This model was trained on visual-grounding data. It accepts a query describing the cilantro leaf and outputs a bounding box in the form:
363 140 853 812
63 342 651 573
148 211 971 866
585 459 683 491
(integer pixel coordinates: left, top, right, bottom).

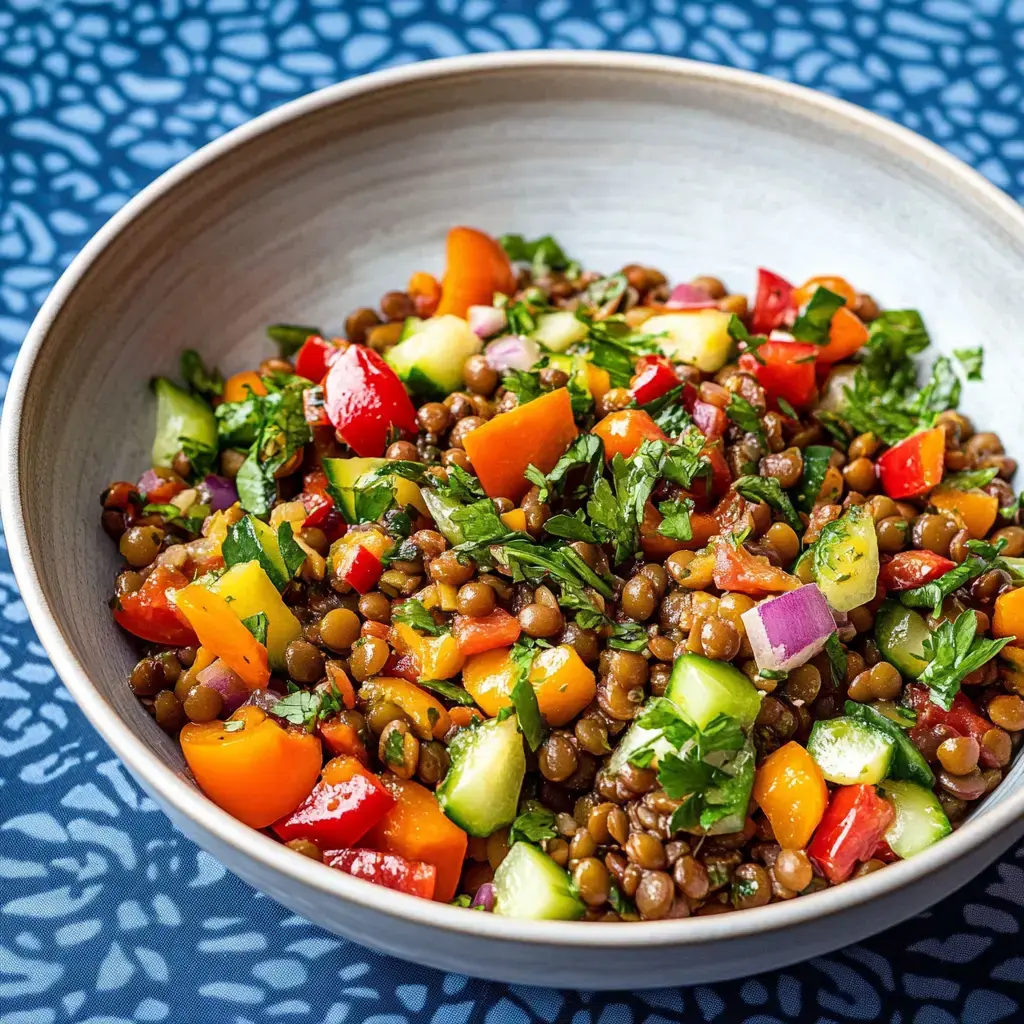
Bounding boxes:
434 464 486 503
181 349 224 398
499 234 575 276
502 368 544 406
657 499 694 541
267 323 322 357
240 612 269 645
641 385 693 437
543 510 602 543
417 679 477 705
607 622 649 653
181 437 219 478
954 346 984 381
527 434 604 504
791 287 845 345
450 498 511 548
277 522 308 579
726 393 766 446
900 543 1005 617
794 445 835 513
943 467 999 491
508 806 558 845
734 475 803 532
578 313 665 388
383 727 406 766
918 610 1012 709
392 598 448 636
508 640 547 750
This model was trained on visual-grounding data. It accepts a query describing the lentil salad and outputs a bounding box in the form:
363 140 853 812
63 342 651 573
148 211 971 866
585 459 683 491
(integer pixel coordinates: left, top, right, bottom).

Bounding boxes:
101 226 1024 921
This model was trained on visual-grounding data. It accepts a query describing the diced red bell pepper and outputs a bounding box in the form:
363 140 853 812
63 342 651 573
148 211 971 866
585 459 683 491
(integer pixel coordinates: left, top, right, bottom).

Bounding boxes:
750 268 795 335
295 336 340 383
453 608 522 655
301 469 344 539
905 683 1001 769
712 537 801 596
319 717 369 764
102 481 143 514
324 345 418 458
113 565 199 647
272 757 394 848
873 839 899 864
738 341 818 411
325 848 437 900
384 651 420 683
141 476 186 505
808 784 895 883
879 550 956 592
341 545 384 594
630 356 679 405
877 428 945 500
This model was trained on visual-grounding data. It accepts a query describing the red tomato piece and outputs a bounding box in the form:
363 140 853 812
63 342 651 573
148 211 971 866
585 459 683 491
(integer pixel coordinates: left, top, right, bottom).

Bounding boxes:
876 428 945 500
324 345 418 458
712 537 801 596
808 784 895 883
113 565 199 647
750 268 796 335
384 652 420 683
318 717 369 764
342 545 384 594
630 358 678 405
738 341 818 410
325 849 437 900
272 758 394 849
295 336 340 383
878 550 956 591
453 608 522 656
143 477 186 504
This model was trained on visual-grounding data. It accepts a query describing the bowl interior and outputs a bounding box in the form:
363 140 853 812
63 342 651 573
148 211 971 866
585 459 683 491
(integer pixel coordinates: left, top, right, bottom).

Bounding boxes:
11 58 1024 851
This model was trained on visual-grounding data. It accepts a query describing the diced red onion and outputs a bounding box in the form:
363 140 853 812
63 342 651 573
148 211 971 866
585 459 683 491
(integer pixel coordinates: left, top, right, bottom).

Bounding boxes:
665 283 718 310
484 335 541 373
468 305 507 339
137 468 162 497
767 329 796 342
201 474 239 512
741 584 836 674
197 659 251 713
470 882 495 911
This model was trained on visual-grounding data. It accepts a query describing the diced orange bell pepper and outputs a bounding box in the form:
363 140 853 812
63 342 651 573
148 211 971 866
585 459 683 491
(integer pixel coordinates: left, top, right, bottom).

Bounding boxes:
319 716 369 764
180 706 322 828
365 775 468 902
452 607 522 655
815 306 869 364
500 508 528 532
462 388 578 501
592 409 668 462
639 501 718 559
408 271 441 318
358 677 451 740
174 584 270 689
929 486 999 540
222 370 267 404
586 363 612 402
792 275 857 309
449 706 485 729
994 587 1024 643
461 646 517 717
528 645 597 726
434 226 517 318
753 741 829 850
876 427 945 499
390 623 465 681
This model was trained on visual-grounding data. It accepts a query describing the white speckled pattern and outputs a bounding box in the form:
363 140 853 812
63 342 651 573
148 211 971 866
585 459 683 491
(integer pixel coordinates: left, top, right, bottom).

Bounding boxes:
3 53 1024 987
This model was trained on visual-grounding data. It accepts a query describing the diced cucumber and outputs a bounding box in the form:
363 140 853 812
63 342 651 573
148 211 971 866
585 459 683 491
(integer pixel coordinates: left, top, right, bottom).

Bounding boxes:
530 310 588 353
642 310 734 373
384 315 482 398
812 504 879 612
844 700 934 787
875 601 930 679
607 719 675 776
437 715 526 836
790 547 814 579
208 561 302 671
880 780 951 859
807 716 895 785
151 378 217 469
400 316 424 341
321 457 428 523
421 489 464 546
221 514 303 590
492 841 585 920
666 653 762 730
678 738 757 837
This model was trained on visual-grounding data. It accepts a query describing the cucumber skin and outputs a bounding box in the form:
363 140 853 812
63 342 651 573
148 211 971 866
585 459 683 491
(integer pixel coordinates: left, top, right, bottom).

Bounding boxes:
881 780 951 859
874 601 929 679
436 715 525 837
843 701 935 788
151 378 217 468
492 841 585 920
807 717 894 785
666 653 762 730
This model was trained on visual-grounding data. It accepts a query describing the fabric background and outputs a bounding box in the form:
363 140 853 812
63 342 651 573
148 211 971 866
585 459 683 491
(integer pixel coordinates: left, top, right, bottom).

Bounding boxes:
3 1 1024 1021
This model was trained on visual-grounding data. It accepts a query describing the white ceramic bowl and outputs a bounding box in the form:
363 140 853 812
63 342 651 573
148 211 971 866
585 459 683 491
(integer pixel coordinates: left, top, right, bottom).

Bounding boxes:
4 52 1024 988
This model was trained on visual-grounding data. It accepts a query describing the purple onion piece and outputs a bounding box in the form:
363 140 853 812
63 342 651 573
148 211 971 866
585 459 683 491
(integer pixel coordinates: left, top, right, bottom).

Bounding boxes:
136 468 162 498
470 881 496 911
484 335 542 373
244 687 285 714
740 584 836 674
197 659 251 714
468 304 507 339
201 474 239 512
664 282 719 310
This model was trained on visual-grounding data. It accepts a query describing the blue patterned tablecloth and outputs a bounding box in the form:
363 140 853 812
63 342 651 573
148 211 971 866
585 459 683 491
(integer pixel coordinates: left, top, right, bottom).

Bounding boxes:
3 2 1024 1021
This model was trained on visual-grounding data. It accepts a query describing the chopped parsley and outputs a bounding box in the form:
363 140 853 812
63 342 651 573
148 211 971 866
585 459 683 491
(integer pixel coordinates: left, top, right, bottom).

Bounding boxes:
790 287 845 345
267 323 322 358
502 367 545 406
900 539 1006 617
825 632 847 689
954 346 984 381
734 475 802 532
180 349 224 399
657 499 695 541
270 684 344 729
943 467 999 491
918 610 1012 710
240 611 269 646
383 727 407 766
417 679 477 706
726 393 766 447
508 640 548 750
794 445 835 513
526 434 604 504
508 806 558 845
499 233 577 277
392 598 448 636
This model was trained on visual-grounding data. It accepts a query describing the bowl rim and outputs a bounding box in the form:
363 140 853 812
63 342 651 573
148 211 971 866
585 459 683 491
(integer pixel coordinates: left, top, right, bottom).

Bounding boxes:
5 49 1024 951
